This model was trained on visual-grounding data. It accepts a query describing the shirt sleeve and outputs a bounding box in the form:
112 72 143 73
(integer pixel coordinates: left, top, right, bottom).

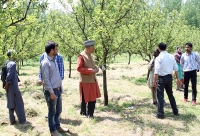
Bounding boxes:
154 57 160 74
6 63 16 83
180 54 184 67
41 61 54 93
57 55 64 80
173 58 178 71
39 54 44 80
77 55 93 74
195 53 200 70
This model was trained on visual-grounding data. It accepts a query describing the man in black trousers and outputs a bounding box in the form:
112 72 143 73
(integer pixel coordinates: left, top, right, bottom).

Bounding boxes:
180 42 200 106
153 42 179 119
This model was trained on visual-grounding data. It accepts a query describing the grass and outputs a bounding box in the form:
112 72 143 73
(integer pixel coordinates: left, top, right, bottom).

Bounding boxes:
0 54 200 136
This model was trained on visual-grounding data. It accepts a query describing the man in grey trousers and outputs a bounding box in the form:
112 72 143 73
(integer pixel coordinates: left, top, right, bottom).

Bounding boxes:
4 50 27 125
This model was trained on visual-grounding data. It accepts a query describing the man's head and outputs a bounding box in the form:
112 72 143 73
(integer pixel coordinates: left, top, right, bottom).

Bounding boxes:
7 50 17 60
153 49 160 57
185 42 192 53
158 42 167 51
84 40 95 53
45 41 58 57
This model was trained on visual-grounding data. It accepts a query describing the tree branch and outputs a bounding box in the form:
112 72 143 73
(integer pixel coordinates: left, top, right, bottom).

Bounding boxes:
7 0 32 27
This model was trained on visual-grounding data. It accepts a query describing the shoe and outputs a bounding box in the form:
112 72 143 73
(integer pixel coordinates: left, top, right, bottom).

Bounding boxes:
153 113 164 119
57 127 69 132
87 115 94 119
184 98 187 103
10 120 16 125
19 121 30 124
174 113 179 116
45 115 48 118
51 130 62 136
192 100 196 106
153 101 157 105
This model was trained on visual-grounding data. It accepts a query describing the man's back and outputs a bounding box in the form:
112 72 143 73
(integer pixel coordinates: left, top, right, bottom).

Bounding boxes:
155 51 178 76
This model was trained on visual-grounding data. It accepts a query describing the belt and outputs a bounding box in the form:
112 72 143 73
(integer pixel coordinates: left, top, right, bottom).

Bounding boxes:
53 87 61 90
158 74 171 77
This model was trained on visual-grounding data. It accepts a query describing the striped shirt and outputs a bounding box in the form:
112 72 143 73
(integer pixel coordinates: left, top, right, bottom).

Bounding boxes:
39 53 64 80
180 52 200 72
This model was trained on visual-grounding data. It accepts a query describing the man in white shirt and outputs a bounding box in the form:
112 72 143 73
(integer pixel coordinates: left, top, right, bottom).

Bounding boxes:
180 42 200 106
153 42 179 119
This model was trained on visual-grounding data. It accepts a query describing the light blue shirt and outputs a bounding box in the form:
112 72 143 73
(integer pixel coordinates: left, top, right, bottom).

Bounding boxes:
180 52 200 72
154 51 178 76
39 53 64 80
40 55 62 93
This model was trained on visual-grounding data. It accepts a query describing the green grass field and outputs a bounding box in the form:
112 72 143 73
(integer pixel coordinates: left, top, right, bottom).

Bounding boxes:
0 54 200 136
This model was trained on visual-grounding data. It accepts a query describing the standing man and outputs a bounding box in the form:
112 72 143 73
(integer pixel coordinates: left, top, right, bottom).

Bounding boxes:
40 41 68 136
180 42 200 106
4 50 27 125
153 42 179 119
38 41 64 119
38 42 64 85
77 40 101 118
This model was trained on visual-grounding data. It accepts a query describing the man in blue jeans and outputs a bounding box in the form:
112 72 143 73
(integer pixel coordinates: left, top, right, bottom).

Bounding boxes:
40 41 68 136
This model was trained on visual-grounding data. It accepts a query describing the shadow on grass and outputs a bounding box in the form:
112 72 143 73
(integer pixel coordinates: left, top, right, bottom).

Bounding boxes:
94 97 198 135
14 122 34 133
0 91 4 98
61 132 79 136
60 118 82 126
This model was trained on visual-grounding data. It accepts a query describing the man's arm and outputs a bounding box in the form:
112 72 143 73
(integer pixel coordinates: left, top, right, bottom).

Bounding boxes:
77 55 97 74
4 63 15 90
195 53 200 71
41 61 56 100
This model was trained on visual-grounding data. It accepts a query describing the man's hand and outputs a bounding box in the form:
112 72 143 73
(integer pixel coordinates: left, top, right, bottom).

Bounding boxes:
94 66 99 73
50 93 57 100
37 80 43 85
92 68 98 73
4 82 9 91
153 81 157 88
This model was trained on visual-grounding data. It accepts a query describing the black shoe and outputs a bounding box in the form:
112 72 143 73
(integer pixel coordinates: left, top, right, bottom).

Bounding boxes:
10 120 16 125
174 113 179 116
153 113 164 119
87 114 94 119
153 101 157 105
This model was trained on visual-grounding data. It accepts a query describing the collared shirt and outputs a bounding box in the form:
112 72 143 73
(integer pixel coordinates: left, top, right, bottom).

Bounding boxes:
39 53 64 80
180 52 200 72
40 55 62 93
154 51 178 76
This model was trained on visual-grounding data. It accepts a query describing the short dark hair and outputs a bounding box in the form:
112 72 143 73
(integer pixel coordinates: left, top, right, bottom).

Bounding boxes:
45 41 57 54
158 42 167 50
185 42 193 48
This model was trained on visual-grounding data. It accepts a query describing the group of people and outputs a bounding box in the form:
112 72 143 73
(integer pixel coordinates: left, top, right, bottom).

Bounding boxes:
2 40 200 135
147 42 200 119
3 40 101 136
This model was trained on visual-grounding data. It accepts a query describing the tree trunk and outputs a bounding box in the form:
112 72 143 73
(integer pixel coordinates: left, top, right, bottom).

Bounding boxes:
103 53 108 106
128 53 131 65
68 56 72 78
103 69 108 106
